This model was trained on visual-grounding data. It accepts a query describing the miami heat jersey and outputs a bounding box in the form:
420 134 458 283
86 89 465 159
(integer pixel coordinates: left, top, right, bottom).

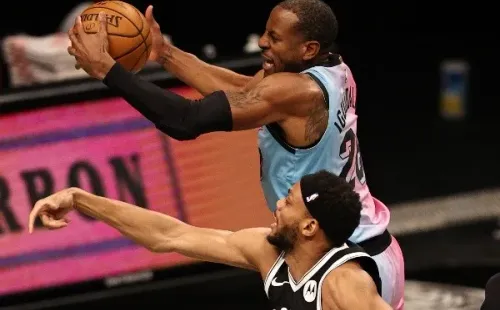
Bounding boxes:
263 243 381 310
257 62 390 243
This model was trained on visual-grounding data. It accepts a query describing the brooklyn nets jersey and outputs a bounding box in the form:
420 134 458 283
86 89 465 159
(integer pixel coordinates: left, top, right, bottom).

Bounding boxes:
263 243 381 310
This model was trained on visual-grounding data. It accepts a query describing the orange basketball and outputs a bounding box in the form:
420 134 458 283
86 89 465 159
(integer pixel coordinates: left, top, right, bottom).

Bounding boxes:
80 1 152 73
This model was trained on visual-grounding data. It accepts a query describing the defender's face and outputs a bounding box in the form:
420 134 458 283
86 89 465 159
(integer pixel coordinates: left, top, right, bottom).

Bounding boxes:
267 183 311 252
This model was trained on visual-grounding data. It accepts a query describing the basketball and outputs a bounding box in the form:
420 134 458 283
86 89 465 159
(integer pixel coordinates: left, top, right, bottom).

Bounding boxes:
80 1 152 73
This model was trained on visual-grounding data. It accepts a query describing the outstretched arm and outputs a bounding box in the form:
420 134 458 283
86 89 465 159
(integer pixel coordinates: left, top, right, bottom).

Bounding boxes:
102 62 323 140
322 263 392 310
145 5 262 95
28 188 278 276
157 43 263 96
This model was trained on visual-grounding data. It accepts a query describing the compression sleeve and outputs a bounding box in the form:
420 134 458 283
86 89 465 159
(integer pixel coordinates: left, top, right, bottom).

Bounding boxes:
102 62 233 140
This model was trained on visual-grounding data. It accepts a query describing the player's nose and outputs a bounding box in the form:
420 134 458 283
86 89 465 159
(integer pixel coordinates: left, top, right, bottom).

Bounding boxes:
258 34 269 50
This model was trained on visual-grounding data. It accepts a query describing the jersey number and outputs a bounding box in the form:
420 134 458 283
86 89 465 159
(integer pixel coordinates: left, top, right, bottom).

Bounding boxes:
339 128 366 186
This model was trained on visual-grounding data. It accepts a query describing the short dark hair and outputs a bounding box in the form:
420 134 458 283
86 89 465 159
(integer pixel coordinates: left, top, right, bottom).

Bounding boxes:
300 170 361 247
278 0 338 53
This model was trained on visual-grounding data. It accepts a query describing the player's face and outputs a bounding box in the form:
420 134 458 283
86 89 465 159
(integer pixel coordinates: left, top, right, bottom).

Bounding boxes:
267 183 312 252
259 6 320 77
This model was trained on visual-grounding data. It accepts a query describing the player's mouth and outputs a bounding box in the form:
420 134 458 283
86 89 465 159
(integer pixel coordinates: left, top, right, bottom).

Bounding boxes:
262 54 274 71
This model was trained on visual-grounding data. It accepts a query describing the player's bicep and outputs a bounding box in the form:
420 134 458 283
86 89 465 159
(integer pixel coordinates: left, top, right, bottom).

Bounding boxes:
242 70 265 91
170 226 277 273
225 73 321 130
225 85 284 130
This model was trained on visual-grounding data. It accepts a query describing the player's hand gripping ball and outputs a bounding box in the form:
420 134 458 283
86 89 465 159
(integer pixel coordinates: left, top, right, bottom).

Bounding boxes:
78 1 152 73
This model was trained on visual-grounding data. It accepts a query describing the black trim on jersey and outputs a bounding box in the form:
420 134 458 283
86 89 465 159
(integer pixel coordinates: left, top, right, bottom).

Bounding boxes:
304 72 329 111
263 70 331 154
356 256 383 296
335 243 382 296
265 242 383 309
358 229 392 256
265 123 296 154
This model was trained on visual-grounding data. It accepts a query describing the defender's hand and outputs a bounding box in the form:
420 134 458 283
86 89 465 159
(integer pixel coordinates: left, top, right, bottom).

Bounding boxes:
28 188 78 233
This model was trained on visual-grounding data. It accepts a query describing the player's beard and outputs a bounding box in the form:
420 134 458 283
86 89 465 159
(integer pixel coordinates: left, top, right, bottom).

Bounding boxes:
267 221 299 253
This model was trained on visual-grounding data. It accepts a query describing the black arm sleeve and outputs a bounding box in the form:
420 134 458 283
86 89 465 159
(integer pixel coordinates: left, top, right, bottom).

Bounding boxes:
102 63 233 141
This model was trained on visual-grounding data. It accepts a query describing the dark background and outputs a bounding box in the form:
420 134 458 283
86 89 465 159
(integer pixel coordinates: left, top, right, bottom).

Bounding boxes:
0 1 499 309
2 0 498 203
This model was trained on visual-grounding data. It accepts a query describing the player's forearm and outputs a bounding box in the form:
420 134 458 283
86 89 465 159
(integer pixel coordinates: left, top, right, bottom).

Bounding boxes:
71 188 184 252
70 188 257 268
158 43 252 95
103 62 233 140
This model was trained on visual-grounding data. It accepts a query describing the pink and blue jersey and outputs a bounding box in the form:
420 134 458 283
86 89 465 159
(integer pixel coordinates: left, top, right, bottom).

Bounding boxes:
258 62 390 243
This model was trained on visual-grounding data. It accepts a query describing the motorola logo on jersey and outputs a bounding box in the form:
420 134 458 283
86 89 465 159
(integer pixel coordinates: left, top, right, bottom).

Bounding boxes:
303 280 317 303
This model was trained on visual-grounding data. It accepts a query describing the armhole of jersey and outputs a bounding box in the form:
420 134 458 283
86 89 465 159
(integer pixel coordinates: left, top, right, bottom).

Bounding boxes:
292 67 334 151
315 252 371 310
264 252 286 297
304 71 329 110
264 69 331 153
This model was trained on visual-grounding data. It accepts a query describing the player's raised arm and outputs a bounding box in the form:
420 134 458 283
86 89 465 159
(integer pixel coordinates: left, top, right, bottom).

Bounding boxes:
67 12 323 141
102 64 323 140
156 42 261 96
144 6 262 96
27 188 278 276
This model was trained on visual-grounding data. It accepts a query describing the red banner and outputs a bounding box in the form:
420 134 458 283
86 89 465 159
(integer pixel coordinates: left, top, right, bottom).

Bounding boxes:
0 87 272 295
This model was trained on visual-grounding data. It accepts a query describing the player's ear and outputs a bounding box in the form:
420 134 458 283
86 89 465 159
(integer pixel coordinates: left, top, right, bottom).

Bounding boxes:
301 218 319 237
302 41 320 61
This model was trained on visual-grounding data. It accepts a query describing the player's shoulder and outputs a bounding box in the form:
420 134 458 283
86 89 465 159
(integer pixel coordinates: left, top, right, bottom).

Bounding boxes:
262 71 319 86
302 63 354 89
258 72 323 105
322 261 389 310
326 260 373 284
322 261 376 298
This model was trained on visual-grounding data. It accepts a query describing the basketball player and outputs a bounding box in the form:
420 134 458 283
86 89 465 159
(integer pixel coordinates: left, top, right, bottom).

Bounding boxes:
28 170 391 310
67 1 404 308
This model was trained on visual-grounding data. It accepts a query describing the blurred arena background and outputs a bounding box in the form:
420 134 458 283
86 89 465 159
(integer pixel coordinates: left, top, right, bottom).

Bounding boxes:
0 0 499 309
